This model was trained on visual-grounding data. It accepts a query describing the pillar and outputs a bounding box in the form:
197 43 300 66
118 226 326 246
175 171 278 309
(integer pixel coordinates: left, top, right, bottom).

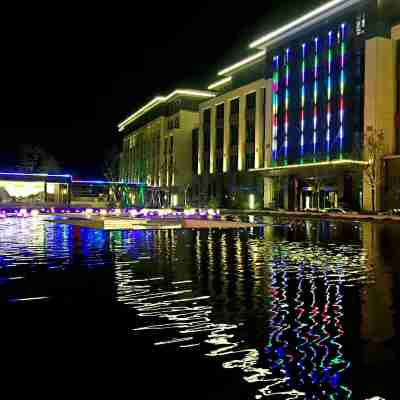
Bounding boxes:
238 94 246 171
363 37 396 211
198 110 204 176
264 177 274 208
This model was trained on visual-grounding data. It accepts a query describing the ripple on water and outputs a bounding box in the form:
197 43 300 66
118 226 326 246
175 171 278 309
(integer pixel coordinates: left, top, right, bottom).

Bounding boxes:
0 218 390 399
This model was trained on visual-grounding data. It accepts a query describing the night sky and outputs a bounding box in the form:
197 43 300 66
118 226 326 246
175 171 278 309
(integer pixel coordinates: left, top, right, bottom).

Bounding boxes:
0 0 318 178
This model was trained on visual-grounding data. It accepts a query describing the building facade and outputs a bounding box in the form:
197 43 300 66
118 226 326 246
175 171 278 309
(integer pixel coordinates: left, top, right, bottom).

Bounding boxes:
193 0 400 211
118 90 215 206
193 55 267 209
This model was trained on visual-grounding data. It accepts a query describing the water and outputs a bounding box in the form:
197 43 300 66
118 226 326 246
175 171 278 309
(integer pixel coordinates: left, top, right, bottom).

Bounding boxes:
0 217 398 399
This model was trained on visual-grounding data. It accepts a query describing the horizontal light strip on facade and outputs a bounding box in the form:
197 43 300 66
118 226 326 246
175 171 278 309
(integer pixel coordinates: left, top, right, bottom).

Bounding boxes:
118 90 216 132
207 76 232 90
250 0 365 49
250 159 368 172
218 50 266 76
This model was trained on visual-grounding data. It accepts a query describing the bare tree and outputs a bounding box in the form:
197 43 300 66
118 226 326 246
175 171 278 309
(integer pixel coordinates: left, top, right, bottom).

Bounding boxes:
364 128 385 212
18 144 60 173
103 145 124 207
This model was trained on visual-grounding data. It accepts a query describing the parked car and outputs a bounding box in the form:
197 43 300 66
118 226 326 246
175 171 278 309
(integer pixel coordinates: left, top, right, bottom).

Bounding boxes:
322 208 347 214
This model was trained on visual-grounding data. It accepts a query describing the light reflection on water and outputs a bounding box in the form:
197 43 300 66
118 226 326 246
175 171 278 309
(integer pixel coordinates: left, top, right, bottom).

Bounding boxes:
0 216 396 399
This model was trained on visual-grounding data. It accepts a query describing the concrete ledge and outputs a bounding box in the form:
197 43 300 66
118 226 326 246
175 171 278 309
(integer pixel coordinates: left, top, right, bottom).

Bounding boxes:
220 209 400 224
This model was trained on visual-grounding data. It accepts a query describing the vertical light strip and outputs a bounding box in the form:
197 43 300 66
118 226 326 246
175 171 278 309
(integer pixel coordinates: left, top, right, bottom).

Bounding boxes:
284 48 290 165
272 56 279 165
300 43 306 163
339 23 346 158
326 31 333 159
313 37 319 160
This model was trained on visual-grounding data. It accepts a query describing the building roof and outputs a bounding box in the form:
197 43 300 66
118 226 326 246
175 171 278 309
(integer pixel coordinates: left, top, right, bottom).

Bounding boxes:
250 0 366 50
118 89 216 132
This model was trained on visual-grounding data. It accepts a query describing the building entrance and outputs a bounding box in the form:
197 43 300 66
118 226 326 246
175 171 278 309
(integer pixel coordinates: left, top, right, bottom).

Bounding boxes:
301 188 338 211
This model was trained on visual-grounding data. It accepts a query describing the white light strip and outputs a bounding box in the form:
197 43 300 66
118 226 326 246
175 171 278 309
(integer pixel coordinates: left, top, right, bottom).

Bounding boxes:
207 76 232 90
118 96 165 131
218 50 266 76
164 89 215 101
250 159 368 172
118 90 216 132
250 0 364 49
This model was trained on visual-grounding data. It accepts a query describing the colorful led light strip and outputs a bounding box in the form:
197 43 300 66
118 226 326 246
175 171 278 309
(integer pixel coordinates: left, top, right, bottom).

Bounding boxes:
339 24 346 158
326 31 333 159
300 43 306 162
272 56 279 164
313 37 319 160
284 49 290 165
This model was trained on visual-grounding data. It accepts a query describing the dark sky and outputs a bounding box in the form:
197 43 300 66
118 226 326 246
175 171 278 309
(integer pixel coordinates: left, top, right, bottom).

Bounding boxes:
0 0 318 178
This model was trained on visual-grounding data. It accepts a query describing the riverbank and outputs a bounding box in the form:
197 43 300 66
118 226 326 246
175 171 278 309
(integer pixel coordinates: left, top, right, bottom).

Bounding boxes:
220 208 400 224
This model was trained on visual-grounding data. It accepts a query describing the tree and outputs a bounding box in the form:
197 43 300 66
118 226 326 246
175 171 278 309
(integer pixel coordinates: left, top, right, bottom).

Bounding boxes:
18 144 60 173
103 145 126 208
364 128 385 213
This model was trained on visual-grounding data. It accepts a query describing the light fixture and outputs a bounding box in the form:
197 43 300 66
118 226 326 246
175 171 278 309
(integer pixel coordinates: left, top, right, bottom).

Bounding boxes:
249 0 362 49
118 89 216 131
218 50 266 76
207 76 232 90
249 194 255 210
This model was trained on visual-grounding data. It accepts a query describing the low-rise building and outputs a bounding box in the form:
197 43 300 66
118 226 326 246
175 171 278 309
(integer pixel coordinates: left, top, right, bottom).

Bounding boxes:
118 89 215 206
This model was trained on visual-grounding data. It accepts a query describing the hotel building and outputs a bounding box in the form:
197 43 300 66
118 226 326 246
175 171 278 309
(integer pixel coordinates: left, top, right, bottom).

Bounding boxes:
194 0 400 211
118 90 215 206
119 0 400 211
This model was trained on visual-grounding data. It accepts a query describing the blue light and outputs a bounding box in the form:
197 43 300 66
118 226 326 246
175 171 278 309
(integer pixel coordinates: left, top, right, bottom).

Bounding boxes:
0 172 71 178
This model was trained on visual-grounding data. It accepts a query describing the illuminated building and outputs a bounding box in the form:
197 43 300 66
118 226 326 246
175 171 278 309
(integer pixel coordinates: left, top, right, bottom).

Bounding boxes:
193 0 400 210
118 89 215 206
193 53 267 208
115 0 400 210
0 172 160 208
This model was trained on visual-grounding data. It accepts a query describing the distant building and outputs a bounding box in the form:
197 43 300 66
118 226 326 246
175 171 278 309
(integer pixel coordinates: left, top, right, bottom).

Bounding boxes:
118 90 215 206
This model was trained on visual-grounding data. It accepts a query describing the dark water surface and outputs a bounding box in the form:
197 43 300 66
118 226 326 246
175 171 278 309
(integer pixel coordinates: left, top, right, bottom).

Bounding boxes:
0 217 398 399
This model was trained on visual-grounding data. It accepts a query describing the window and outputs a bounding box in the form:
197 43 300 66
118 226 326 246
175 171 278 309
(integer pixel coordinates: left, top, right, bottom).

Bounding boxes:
192 128 198 174
355 12 366 36
229 99 239 171
174 116 180 129
245 92 256 169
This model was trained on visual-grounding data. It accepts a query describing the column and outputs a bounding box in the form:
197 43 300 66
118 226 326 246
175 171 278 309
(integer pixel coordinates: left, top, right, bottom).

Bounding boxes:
210 106 217 174
363 37 396 211
223 99 230 172
198 110 204 176
264 79 273 168
264 177 274 208
255 85 265 169
238 94 246 171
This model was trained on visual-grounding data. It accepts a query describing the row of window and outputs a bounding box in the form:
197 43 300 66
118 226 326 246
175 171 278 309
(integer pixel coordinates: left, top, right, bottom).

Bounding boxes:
167 116 180 130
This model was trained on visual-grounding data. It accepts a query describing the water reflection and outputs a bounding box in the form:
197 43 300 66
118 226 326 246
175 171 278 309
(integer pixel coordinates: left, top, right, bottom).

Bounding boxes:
0 217 397 399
